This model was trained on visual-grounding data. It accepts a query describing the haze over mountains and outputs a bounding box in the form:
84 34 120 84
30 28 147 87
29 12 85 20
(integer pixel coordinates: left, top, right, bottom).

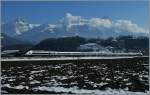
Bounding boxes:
1 33 33 50
1 13 149 44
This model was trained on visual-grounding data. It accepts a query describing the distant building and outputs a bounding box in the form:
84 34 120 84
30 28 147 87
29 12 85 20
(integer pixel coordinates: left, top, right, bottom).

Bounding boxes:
106 46 127 53
78 43 99 51
78 43 111 53
106 46 115 52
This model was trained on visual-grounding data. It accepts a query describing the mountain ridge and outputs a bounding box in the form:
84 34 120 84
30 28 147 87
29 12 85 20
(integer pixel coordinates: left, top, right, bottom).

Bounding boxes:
2 13 149 44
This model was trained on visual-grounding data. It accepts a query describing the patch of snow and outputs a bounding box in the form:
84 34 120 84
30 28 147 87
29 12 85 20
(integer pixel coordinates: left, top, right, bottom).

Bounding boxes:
15 85 29 90
30 70 46 74
30 80 41 84
32 86 149 95
2 84 29 90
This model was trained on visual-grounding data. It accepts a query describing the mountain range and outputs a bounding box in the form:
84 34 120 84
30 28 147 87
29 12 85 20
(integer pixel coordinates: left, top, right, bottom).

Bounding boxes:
1 13 149 44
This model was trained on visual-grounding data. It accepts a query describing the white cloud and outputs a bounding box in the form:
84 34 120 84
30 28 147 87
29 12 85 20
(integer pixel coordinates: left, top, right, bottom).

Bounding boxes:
89 18 112 28
63 13 82 26
62 13 148 34
114 20 146 33
62 13 87 31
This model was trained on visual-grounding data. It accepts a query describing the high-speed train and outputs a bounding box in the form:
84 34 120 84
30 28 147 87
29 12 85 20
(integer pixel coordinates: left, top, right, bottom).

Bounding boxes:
25 50 143 57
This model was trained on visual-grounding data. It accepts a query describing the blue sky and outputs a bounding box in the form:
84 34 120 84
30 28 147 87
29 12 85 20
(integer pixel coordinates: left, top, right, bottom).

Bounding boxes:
1 1 148 29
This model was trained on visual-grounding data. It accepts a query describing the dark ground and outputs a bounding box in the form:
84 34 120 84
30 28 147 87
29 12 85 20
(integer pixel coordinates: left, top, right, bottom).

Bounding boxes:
1 57 149 94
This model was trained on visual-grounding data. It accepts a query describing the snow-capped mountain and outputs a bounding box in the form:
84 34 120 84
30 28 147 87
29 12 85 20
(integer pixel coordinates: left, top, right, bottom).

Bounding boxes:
1 17 39 37
1 13 149 44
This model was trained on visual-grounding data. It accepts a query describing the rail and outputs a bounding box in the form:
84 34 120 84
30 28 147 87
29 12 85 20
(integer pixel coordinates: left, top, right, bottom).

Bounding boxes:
1 56 148 62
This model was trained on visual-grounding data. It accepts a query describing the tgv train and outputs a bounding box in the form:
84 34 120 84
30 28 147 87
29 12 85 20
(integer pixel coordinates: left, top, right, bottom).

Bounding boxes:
25 50 143 57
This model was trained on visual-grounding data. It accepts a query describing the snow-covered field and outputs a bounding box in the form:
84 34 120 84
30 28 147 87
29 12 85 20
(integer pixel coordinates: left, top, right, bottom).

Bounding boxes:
2 85 150 95
1 57 149 94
